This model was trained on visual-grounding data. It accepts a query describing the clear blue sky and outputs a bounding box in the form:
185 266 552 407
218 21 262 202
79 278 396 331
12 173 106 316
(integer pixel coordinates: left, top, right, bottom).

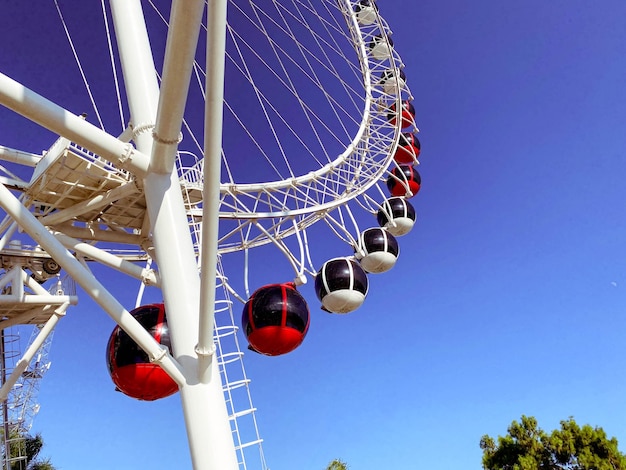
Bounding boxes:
1 1 626 469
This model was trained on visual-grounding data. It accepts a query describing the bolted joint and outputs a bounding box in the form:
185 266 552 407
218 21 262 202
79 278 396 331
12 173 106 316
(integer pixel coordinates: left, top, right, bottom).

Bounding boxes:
152 130 183 145
294 273 308 286
149 345 169 364
195 342 216 358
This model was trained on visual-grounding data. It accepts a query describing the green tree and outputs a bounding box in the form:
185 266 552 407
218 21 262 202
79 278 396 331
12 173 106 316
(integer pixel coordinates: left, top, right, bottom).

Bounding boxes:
30 459 55 470
480 415 626 470
2 431 56 470
22 433 44 467
325 458 348 470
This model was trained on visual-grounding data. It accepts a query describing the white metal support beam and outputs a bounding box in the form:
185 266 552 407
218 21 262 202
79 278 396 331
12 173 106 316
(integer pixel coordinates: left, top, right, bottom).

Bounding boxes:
197 0 228 378
48 223 143 245
53 232 160 286
0 146 41 167
0 72 150 176
151 0 207 174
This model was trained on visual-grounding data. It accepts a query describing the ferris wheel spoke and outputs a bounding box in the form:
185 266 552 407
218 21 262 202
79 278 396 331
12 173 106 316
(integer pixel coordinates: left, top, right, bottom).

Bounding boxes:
224 23 361 169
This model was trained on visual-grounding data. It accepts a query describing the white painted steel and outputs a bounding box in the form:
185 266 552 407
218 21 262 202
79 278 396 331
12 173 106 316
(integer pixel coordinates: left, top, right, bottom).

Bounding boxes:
151 0 206 174
197 0 228 371
0 310 49 331
0 304 65 402
0 267 22 300
0 296 76 305
172 0 415 262
39 181 139 226
109 0 160 154
21 271 54 296
213 0 395 207
0 223 17 252
48 224 143 245
0 1 415 468
110 1 238 468
52 232 160 287
0 147 41 167
214 262 267 469
0 73 150 176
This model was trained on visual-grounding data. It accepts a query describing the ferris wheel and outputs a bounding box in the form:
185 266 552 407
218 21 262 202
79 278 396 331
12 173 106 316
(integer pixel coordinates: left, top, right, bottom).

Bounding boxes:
0 0 421 469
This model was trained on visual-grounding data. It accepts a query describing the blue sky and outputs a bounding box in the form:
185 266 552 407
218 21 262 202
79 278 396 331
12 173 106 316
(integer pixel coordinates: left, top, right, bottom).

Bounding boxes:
1 0 626 469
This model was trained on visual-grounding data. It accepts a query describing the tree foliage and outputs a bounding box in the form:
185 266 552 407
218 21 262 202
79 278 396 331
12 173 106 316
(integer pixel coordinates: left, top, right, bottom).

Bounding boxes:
30 459 55 470
2 431 55 470
23 434 44 466
480 415 626 470
325 459 349 470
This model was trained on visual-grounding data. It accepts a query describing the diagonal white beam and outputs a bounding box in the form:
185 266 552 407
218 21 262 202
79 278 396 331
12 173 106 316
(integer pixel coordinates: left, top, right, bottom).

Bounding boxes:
150 0 206 174
0 72 150 176
53 232 160 287
0 146 42 167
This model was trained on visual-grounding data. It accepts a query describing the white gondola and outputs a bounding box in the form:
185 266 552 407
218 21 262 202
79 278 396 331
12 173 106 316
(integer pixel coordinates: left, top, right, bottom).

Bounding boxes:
355 0 378 26
369 34 394 60
377 197 416 236
314 258 368 314
356 227 399 273
380 68 407 95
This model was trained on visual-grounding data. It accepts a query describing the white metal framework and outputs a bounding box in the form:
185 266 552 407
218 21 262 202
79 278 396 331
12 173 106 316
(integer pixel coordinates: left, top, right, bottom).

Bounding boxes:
0 0 417 469
0 251 75 470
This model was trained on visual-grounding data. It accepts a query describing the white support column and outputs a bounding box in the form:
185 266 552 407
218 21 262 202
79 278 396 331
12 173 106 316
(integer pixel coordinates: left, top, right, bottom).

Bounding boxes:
197 0 228 379
109 0 160 154
110 1 238 469
48 224 142 245
8 265 22 301
151 0 207 174
0 222 17 251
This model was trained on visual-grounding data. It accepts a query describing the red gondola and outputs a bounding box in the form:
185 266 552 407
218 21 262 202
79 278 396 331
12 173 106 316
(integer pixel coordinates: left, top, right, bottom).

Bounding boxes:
106 304 178 401
393 133 420 164
387 100 415 129
386 165 421 198
242 283 310 356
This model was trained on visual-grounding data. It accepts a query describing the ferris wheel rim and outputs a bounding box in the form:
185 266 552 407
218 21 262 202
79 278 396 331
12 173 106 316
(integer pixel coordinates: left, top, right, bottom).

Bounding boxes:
175 0 411 220
220 0 375 190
